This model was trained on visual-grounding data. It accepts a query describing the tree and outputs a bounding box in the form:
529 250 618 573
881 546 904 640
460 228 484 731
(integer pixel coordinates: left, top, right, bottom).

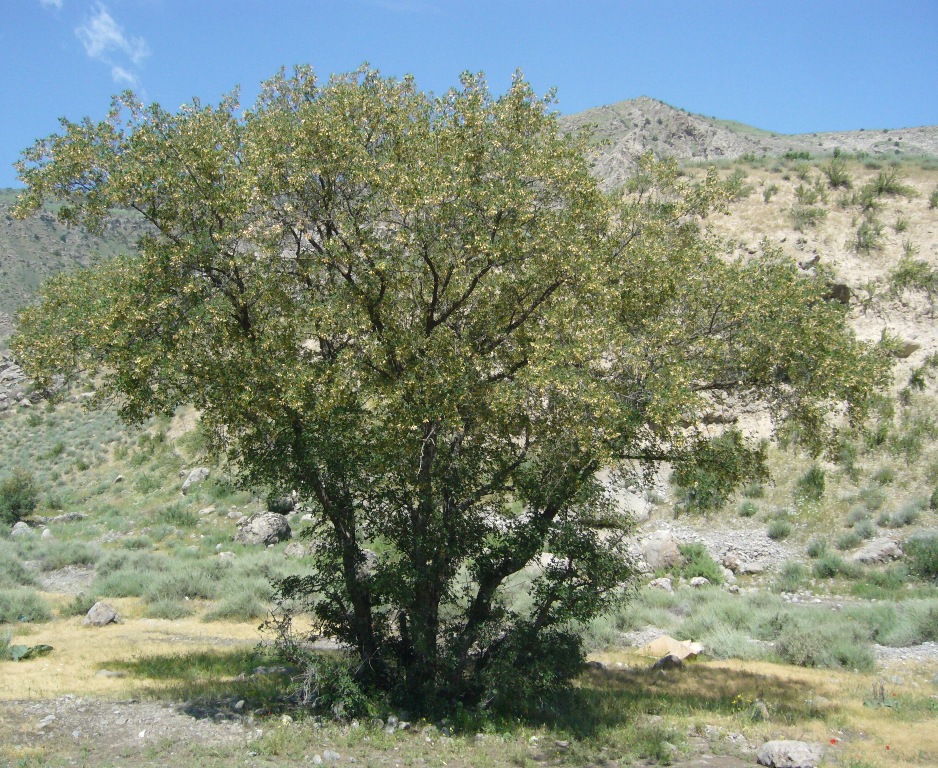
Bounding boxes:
12 67 890 714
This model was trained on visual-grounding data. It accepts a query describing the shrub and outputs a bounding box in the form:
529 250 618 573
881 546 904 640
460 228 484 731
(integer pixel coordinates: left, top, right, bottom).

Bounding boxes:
869 167 915 197
767 519 792 540
0 545 38 588
795 465 825 501
773 561 808 593
854 216 885 253
0 588 52 624
774 613 875 671
675 542 724 585
60 592 98 617
790 204 827 231
929 186 938 210
741 483 765 499
762 184 779 203
739 500 758 518
871 466 895 484
37 541 102 571
836 530 862 551
846 506 870 527
155 503 199 529
145 566 220 603
0 469 39 527
905 534 938 582
203 593 268 622
853 519 875 541
821 155 852 189
811 552 866 579
887 499 924 528
859 484 886 511
146 598 195 620
930 486 938 511
806 537 829 559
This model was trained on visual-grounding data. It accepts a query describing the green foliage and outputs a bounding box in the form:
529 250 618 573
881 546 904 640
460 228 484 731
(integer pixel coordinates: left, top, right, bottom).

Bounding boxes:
155 503 199 529
774 613 875 671
929 186 938 209
59 592 98 617
889 256 938 315
905 534 938 582
673 431 769 514
762 183 779 203
806 537 828 559
821 155 852 189
853 215 885 253
795 464 825 501
674 542 724 585
773 561 808 593
10 66 892 713
767 519 792 540
738 500 758 518
0 469 39 527
868 167 915 198
0 587 52 624
790 204 827 231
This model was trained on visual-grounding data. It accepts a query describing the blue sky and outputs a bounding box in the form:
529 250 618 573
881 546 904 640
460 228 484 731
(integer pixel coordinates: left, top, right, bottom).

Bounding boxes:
1 0 936 188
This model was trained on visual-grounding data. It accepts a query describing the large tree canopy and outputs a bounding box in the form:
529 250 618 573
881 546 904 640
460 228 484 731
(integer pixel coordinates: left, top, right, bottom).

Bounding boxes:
12 67 890 713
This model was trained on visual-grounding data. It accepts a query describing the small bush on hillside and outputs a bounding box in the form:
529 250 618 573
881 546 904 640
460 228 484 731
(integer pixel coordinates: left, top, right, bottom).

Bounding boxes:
773 561 809 593
859 484 886 511
203 592 268 622
836 530 862 551
869 167 915 198
930 486 938 511
0 469 39 527
871 466 895 485
741 483 765 499
762 183 779 203
767 519 792 541
60 592 98 617
774 613 875 671
790 205 827 232
821 155 852 189
146 598 195 620
795 465 825 501
0 545 38 588
854 216 885 253
739 500 758 518
806 537 829 559
812 553 863 580
37 541 102 571
675 542 724 585
886 499 923 528
929 187 938 209
906 534 938 582
846 506 870 527
0 588 52 624
155 503 199 529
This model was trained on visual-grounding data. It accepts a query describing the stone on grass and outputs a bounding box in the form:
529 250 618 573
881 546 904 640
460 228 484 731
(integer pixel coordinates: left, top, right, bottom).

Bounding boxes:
848 538 902 564
689 576 710 587
651 654 684 671
234 512 291 546
180 467 210 495
649 576 673 592
757 740 822 768
10 521 32 538
643 530 681 570
84 601 120 626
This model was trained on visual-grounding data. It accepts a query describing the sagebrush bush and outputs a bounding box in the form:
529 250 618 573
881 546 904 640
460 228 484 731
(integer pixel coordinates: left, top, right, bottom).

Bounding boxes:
806 537 829 559
773 561 809 593
767 519 792 540
795 465 825 501
739 500 758 518
0 587 52 624
60 592 98 617
774 613 875 671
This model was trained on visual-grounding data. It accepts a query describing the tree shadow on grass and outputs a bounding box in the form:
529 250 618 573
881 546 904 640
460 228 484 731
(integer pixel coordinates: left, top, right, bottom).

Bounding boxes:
516 662 839 740
101 647 297 720
102 649 839 737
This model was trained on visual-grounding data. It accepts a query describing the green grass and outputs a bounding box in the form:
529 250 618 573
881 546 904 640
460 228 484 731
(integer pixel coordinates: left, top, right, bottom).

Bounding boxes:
0 587 52 624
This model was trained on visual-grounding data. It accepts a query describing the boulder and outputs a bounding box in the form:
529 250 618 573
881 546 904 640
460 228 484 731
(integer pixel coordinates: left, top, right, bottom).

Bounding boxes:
649 576 673 592
181 467 210 495
737 561 766 575
84 601 120 627
643 530 681 570
757 740 822 768
283 541 308 559
848 538 902 564
722 553 739 572
651 654 684 671
10 521 32 538
689 576 710 587
234 512 291 546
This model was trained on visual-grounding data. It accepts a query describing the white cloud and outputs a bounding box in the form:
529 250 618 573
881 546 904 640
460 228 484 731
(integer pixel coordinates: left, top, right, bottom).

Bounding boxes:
75 2 149 86
40 0 64 9
76 3 149 64
111 65 139 87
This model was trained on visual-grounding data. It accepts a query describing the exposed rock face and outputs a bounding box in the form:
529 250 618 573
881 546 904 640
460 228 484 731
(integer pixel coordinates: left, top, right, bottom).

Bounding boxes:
848 538 902 564
84 602 120 627
234 512 291 546
757 740 823 768
181 467 210 495
643 530 681 570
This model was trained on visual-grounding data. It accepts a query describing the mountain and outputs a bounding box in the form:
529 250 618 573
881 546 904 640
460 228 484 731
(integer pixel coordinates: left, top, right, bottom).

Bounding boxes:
560 96 938 190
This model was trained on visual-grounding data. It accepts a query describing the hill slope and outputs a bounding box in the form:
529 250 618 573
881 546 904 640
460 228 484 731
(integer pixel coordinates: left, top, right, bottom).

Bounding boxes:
560 96 938 189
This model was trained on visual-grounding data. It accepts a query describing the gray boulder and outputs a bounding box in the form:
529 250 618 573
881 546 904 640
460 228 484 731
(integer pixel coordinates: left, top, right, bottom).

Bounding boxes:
648 576 673 592
757 740 823 768
10 521 32 538
643 530 681 570
234 512 291 546
689 576 710 587
181 467 210 495
84 601 120 627
848 538 902 564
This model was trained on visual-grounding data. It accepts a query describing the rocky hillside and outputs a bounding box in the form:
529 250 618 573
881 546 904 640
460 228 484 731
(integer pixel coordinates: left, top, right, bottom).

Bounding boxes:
0 190 145 339
560 96 938 190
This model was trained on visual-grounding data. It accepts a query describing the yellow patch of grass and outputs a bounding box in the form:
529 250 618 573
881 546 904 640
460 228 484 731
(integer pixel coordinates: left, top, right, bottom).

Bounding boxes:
2 598 261 700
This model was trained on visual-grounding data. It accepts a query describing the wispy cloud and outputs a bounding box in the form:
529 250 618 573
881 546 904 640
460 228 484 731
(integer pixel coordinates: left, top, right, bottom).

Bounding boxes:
75 2 150 86
39 0 64 9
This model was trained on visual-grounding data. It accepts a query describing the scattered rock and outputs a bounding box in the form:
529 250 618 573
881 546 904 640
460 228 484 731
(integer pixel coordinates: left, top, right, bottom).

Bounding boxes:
757 740 822 768
737 562 766 575
83 601 120 627
181 467 210 495
234 512 291 546
198 506 216 516
10 521 32 538
283 541 307 558
649 576 673 592
323 749 341 762
723 553 739 572
689 576 710 587
848 538 902 564
643 530 681 570
41 528 53 540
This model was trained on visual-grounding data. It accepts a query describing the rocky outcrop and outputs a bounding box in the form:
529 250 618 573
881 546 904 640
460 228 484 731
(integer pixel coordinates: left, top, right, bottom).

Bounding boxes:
84 602 120 627
848 538 902 564
234 512 291 546
757 740 823 768
180 467 210 495
643 530 681 570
